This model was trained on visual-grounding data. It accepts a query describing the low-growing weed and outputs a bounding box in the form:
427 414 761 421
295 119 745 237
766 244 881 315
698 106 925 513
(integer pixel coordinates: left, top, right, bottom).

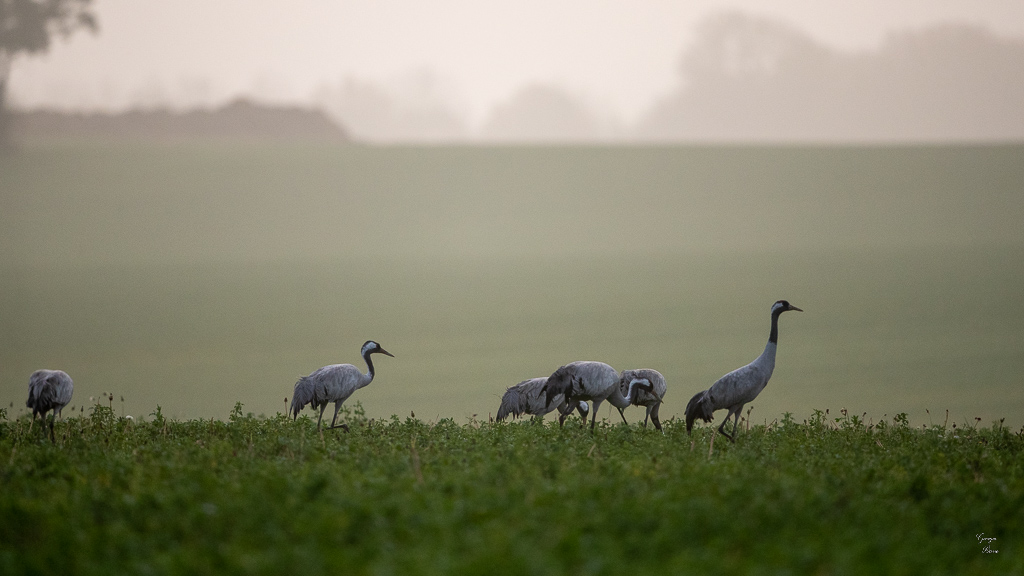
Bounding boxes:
1 404 1021 575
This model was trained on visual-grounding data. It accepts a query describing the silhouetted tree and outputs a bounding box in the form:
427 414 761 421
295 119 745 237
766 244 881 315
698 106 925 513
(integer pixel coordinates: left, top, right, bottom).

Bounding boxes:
636 11 1024 142
315 73 467 142
0 0 97 147
479 84 605 142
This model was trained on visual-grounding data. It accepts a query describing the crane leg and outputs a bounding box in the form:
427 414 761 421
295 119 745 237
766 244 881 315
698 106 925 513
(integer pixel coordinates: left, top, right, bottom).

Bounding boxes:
716 419 733 442
330 402 342 428
589 400 603 432
732 404 745 440
719 408 742 443
650 403 663 433
617 407 628 425
326 403 351 432
316 403 327 431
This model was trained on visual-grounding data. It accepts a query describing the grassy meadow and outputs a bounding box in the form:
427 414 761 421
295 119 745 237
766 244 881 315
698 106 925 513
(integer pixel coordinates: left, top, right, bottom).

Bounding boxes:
1 143 1022 426
1 142 1023 572
1 405 1021 574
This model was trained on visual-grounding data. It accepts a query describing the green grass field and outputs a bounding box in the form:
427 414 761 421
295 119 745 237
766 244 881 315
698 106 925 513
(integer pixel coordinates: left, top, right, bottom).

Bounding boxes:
1 405 1021 574
2 143 1023 572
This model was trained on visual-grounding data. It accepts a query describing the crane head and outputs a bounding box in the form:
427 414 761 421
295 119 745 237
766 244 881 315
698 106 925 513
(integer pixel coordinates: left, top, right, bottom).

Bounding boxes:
772 300 803 314
362 340 395 358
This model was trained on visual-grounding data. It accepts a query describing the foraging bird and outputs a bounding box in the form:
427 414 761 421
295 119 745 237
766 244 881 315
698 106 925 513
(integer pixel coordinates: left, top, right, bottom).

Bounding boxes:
26 369 74 441
686 300 802 442
542 361 656 431
618 369 668 431
495 377 590 426
290 340 394 431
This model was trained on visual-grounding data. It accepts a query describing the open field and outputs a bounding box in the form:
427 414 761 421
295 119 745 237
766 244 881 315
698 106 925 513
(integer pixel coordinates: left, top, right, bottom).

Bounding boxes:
1 407 1021 574
2 144 1023 426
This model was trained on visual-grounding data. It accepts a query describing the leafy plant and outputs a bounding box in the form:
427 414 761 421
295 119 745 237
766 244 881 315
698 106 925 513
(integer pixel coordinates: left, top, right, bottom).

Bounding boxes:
0 405 1021 574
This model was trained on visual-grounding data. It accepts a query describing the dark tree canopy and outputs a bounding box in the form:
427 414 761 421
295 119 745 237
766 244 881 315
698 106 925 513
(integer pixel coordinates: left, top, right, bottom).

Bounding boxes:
0 0 97 56
1 0 96 148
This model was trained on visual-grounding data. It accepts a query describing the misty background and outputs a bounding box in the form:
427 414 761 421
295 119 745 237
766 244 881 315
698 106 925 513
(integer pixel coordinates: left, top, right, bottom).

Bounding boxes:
3 2 1024 426
4 1 1024 143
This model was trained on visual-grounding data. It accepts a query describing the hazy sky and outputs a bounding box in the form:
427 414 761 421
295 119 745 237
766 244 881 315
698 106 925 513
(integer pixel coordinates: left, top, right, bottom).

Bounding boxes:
8 0 1024 124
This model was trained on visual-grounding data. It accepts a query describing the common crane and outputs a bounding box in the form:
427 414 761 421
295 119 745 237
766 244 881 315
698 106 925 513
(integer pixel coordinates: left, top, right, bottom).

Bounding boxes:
290 340 394 431
685 300 802 442
542 361 656 432
496 377 590 426
26 369 74 441
618 369 667 431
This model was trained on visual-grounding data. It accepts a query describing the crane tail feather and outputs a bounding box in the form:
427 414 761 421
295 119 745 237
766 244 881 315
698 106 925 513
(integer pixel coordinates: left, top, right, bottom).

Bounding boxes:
496 388 522 422
685 389 714 434
290 377 316 418
542 365 573 408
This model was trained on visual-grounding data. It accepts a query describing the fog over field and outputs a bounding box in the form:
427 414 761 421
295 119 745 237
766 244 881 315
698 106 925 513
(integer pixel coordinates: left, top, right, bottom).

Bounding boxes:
5 1 1024 142
2 145 1022 427
2 3 1023 428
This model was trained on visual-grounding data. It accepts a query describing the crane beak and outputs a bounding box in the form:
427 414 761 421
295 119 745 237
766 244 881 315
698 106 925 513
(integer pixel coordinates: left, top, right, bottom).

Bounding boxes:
789 305 803 312
378 348 395 358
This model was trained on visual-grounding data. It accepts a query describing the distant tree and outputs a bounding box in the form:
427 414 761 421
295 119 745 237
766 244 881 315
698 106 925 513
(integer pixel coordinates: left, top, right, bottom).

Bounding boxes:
636 11 1024 142
315 73 468 143
0 0 97 147
479 84 605 142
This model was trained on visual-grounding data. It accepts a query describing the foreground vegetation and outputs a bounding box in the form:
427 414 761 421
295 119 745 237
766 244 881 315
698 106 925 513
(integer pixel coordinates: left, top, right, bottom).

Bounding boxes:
1 403 1021 575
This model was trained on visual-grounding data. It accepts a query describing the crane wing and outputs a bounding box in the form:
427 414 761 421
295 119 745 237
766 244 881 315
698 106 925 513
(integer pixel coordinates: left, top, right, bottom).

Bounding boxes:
51 373 73 406
708 363 770 410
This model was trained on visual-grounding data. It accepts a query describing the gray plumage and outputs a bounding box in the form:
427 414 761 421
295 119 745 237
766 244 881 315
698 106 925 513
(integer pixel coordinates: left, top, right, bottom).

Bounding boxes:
686 300 802 442
618 369 668 431
496 377 590 425
26 369 74 441
290 340 394 431
542 361 656 432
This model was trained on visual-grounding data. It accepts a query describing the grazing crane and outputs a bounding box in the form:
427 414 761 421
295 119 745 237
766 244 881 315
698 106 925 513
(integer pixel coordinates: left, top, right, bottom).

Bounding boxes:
290 340 394 431
686 300 802 442
26 369 74 442
542 361 656 432
495 377 590 426
618 369 668 431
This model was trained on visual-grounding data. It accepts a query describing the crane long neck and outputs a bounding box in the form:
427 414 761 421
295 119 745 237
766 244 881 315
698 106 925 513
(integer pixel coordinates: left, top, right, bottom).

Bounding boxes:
755 309 784 371
361 351 376 386
609 379 643 409
768 308 783 344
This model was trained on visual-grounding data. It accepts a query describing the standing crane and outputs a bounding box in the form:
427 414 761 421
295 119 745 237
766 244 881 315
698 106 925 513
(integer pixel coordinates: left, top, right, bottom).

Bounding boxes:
618 369 667 431
290 340 394 431
26 369 74 442
541 361 656 432
686 300 802 442
496 377 590 426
